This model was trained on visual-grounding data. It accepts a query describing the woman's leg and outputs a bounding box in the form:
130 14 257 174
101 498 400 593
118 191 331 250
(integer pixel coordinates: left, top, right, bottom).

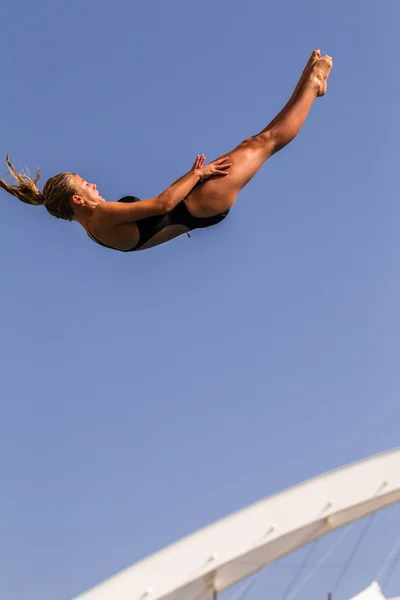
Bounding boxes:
186 53 332 218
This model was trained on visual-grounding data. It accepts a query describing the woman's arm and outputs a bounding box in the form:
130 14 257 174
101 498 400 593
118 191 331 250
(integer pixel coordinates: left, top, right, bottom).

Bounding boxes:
96 156 231 226
96 170 201 226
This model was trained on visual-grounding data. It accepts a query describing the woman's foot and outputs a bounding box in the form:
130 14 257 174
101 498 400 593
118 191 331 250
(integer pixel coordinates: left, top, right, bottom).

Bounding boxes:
308 55 333 97
290 50 321 100
303 49 321 79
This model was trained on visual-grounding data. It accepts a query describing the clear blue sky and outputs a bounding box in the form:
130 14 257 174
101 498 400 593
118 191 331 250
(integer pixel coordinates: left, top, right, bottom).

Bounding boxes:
1 1 399 599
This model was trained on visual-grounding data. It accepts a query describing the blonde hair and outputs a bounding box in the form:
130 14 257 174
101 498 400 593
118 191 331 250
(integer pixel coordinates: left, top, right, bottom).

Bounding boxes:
0 153 77 221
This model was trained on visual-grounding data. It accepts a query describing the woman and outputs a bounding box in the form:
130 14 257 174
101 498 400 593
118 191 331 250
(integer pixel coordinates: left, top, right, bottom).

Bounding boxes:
0 51 332 252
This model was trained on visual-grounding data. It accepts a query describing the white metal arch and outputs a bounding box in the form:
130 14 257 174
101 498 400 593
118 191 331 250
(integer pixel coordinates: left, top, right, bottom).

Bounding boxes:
73 448 400 600
350 581 400 600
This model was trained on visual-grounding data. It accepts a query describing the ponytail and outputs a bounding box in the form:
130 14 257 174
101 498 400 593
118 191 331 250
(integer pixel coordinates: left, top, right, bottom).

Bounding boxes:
0 153 44 206
0 153 77 221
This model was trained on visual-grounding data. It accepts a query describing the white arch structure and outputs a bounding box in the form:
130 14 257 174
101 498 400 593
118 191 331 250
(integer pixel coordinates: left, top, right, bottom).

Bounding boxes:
73 448 400 600
350 582 400 600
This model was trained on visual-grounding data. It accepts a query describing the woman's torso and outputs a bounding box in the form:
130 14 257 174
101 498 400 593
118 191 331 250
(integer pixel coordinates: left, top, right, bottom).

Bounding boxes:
86 196 229 252
86 196 190 252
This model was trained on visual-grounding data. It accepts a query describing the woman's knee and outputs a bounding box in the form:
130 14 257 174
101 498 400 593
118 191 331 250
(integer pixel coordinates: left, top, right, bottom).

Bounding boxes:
253 130 278 154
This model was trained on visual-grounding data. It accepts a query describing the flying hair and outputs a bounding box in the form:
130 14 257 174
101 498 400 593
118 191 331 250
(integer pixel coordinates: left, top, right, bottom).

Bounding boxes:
0 153 77 221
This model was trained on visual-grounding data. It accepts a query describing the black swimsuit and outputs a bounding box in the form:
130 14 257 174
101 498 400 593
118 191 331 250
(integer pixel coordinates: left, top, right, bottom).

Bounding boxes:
87 196 229 252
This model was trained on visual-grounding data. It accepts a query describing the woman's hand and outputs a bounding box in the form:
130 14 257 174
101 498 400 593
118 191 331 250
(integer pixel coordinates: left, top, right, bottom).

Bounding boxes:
190 154 232 181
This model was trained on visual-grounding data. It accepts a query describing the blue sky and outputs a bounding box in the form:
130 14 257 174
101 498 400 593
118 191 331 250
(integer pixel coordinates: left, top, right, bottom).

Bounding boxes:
1 1 399 599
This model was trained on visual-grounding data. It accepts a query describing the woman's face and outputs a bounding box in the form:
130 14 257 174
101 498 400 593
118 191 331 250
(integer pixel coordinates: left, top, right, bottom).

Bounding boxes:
72 175 105 207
